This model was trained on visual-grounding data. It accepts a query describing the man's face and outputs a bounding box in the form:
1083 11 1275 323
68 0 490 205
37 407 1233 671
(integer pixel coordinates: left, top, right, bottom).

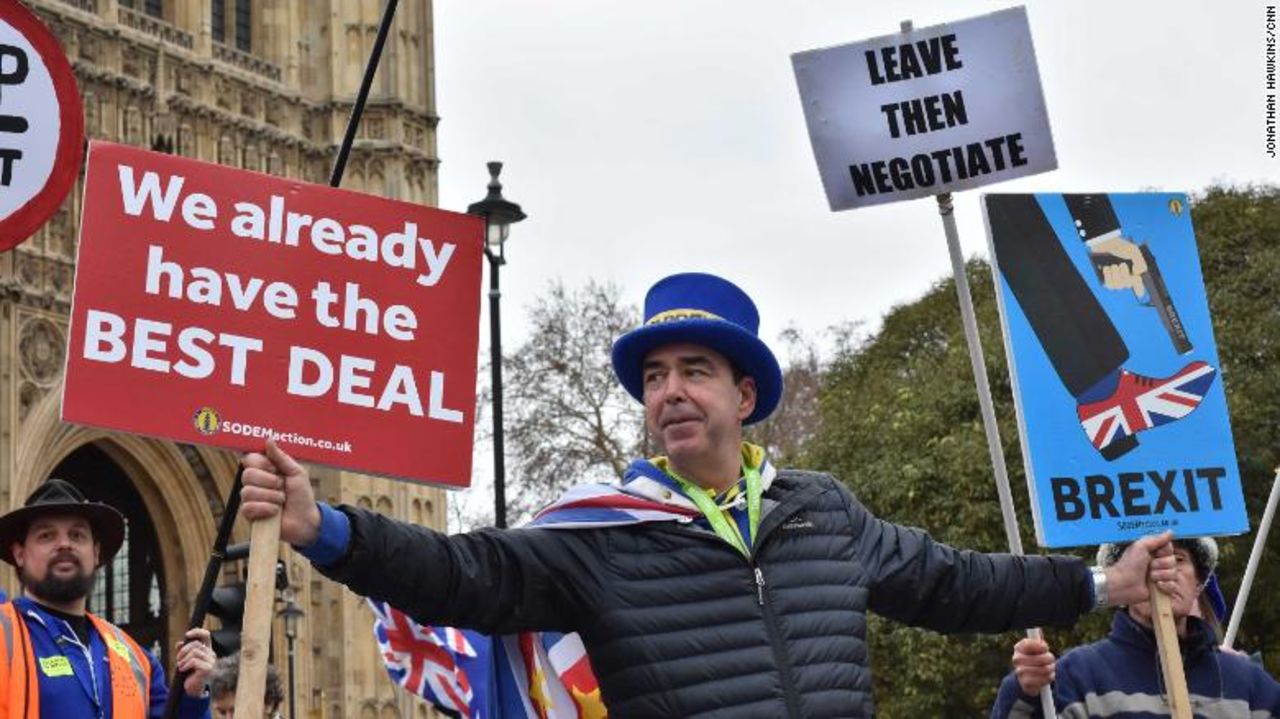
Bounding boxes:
1129 546 1201 623
642 343 756 471
11 514 99 604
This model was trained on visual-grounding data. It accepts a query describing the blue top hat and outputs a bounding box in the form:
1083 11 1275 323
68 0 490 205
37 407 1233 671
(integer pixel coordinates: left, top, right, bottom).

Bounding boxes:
611 273 783 425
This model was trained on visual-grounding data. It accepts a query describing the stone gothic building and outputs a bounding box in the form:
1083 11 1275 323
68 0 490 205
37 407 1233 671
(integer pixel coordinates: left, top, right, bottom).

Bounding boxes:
3 1 451 717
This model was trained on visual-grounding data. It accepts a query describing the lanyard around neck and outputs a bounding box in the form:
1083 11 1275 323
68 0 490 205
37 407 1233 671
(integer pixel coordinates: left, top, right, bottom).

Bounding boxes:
670 464 762 558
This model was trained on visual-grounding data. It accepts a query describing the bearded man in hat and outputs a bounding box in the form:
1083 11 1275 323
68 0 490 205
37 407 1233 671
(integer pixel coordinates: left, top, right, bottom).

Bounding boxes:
0 478 216 718
240 272 1181 718
991 537 1280 718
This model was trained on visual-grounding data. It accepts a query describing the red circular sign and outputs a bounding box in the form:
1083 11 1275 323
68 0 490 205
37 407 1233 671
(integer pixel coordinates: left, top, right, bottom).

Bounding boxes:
0 2 84 252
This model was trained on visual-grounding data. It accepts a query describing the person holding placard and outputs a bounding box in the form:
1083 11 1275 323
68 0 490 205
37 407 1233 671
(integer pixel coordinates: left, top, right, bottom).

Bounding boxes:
0 479 215 718
991 538 1280 718
241 272 1183 718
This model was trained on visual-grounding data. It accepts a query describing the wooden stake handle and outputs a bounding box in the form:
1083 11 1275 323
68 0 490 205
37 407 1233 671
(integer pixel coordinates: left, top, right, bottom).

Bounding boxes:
235 512 282 717
1148 579 1192 719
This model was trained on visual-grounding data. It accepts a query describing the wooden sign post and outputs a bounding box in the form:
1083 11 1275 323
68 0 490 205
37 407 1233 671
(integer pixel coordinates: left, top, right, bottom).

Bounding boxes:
1149 581 1192 718
231 0 400 711
792 10 1060 714
234 0 400 710
234 513 283 717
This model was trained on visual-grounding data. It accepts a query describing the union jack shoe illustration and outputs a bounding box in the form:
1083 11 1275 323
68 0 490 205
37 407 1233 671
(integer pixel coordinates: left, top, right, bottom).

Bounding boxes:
1077 360 1218 460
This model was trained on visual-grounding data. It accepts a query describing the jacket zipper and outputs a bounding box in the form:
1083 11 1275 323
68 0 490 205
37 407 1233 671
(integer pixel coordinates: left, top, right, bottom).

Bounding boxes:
60 629 104 719
660 501 812 717
30 610 105 719
751 560 804 718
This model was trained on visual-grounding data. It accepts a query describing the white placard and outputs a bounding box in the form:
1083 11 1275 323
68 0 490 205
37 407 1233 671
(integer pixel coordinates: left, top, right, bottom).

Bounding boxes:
793 6 1056 211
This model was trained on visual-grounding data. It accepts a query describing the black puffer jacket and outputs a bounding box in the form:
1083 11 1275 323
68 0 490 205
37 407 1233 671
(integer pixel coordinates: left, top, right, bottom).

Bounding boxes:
318 470 1091 717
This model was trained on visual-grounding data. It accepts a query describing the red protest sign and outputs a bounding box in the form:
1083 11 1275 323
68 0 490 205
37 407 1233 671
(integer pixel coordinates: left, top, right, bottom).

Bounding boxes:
0 1 84 250
64 141 484 487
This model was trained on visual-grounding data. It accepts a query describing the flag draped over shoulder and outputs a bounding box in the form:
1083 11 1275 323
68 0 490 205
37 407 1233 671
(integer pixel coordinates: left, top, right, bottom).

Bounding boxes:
369 452 775 718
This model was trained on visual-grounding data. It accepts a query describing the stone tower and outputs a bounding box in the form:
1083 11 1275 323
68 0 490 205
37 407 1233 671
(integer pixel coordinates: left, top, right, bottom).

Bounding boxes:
2 1 451 716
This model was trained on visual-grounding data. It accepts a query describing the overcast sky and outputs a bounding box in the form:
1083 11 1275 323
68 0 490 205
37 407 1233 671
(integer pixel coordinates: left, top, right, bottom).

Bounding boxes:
432 0 1276 356
431 0 1276 522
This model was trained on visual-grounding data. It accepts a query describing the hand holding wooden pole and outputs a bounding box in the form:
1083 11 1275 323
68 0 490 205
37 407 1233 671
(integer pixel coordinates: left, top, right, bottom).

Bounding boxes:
934 191 1056 717
232 0 401 704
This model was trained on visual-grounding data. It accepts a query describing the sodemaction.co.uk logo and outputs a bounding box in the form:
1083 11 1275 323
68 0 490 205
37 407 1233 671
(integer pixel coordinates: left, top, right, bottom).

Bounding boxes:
192 406 221 435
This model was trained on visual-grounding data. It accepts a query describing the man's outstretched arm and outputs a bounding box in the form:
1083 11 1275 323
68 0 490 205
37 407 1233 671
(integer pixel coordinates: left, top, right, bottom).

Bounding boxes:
240 441 603 635
839 484 1177 631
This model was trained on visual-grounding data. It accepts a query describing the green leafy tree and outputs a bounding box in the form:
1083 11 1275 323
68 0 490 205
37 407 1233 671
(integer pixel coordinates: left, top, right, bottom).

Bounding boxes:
802 186 1280 716
1193 186 1280 663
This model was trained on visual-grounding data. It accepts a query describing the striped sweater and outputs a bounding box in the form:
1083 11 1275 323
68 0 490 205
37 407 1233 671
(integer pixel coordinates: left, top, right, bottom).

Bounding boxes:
991 611 1280 718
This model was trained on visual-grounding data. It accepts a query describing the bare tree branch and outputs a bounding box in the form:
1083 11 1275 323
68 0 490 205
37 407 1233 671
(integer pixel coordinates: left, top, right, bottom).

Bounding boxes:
497 279 645 525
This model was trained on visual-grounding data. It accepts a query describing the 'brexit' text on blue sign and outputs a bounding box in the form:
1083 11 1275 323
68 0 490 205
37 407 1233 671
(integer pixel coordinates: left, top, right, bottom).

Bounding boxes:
982 192 1248 547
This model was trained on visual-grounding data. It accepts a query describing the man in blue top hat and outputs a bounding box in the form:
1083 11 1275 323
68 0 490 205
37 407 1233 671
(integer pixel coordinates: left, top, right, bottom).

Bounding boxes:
240 272 1179 719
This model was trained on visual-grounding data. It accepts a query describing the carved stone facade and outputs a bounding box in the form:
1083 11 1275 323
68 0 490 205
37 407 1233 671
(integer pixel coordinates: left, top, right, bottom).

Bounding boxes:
2 1 448 717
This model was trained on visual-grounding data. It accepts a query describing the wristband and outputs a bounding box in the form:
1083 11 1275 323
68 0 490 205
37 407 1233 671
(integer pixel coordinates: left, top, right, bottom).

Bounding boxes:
1090 566 1109 611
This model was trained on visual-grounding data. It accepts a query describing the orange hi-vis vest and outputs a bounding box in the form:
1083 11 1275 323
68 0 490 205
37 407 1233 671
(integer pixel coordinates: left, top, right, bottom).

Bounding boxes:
0 601 152 718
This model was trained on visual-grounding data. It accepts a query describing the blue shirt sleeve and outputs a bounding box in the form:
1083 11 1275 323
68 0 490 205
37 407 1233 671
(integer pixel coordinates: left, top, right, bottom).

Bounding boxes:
147 648 212 719
297 502 352 567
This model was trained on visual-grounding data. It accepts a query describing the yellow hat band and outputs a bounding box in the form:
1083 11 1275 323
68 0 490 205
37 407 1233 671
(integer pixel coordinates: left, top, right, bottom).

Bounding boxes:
645 308 723 326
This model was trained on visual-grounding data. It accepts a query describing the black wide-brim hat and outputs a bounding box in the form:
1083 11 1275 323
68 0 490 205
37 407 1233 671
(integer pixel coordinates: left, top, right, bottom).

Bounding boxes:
612 272 783 425
0 478 126 567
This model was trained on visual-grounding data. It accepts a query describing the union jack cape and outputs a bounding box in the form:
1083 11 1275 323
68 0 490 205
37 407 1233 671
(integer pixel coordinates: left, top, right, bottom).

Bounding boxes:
370 455 776 718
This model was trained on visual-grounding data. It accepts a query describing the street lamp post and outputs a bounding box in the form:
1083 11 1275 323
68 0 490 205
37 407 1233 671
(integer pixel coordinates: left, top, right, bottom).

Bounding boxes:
278 594 305 719
467 162 526 529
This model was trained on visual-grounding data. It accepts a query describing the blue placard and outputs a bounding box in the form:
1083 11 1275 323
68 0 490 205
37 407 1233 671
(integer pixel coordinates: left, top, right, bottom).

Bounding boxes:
982 192 1248 547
